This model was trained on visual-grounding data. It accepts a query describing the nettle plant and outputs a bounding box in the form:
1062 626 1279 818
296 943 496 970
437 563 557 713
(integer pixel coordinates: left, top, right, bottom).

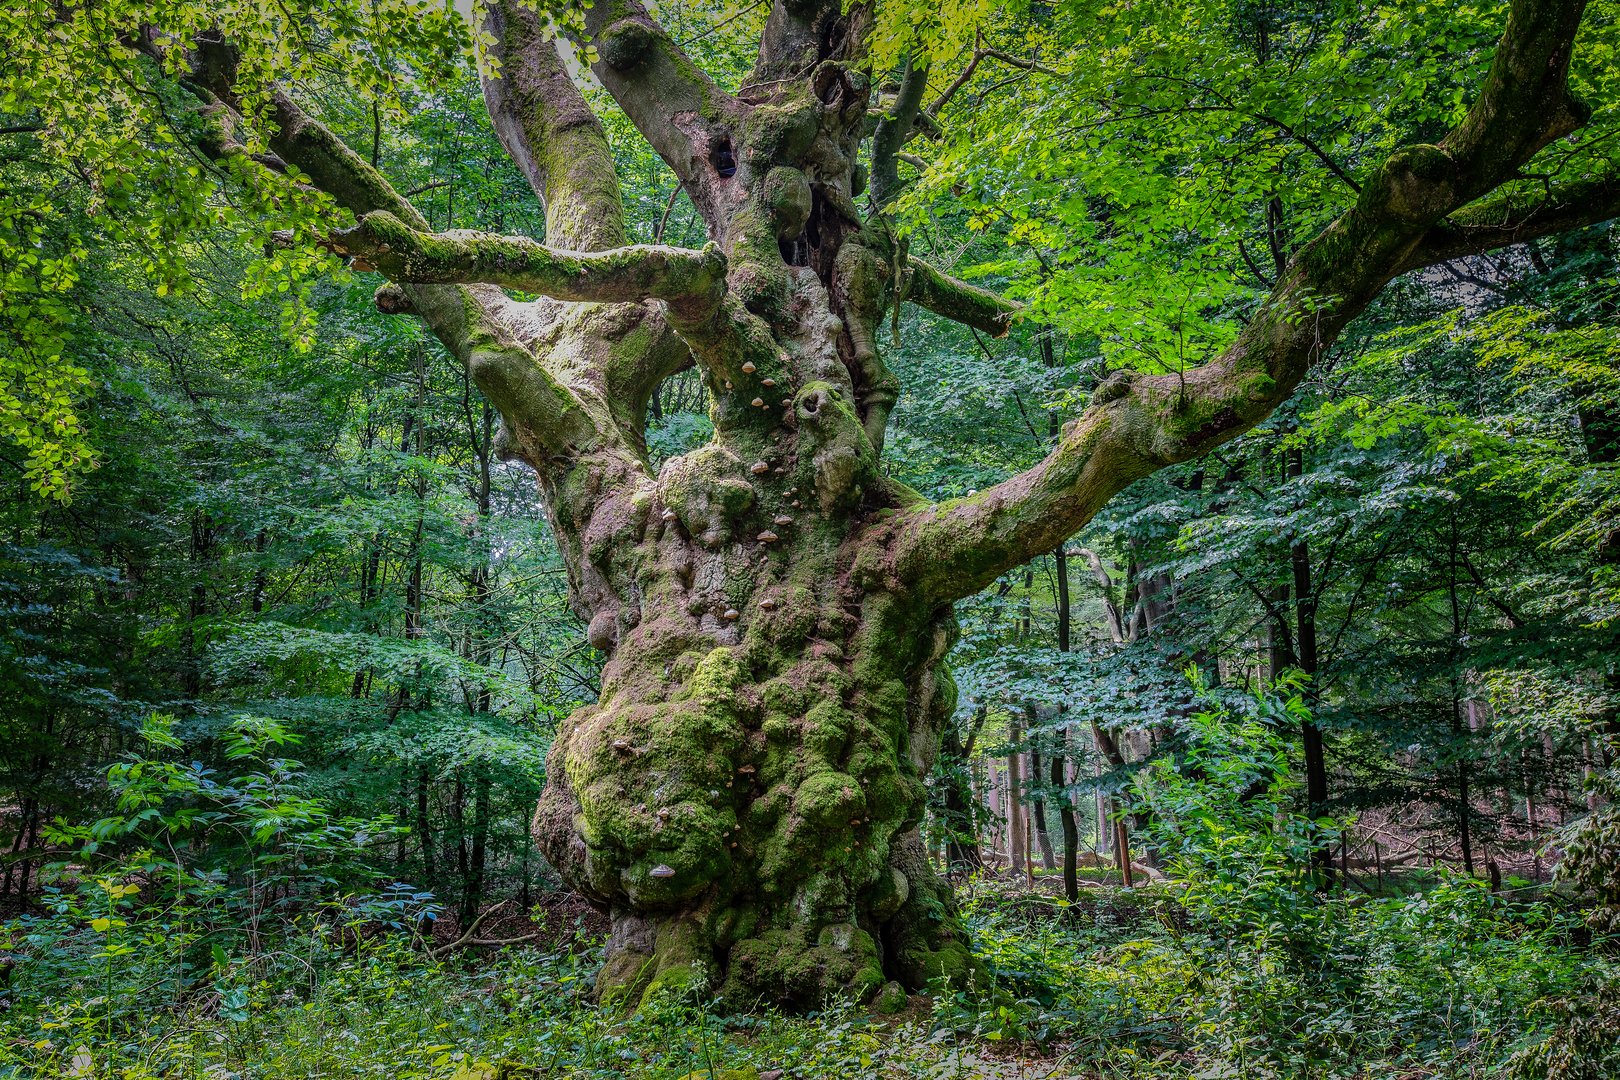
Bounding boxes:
10 0 1620 1008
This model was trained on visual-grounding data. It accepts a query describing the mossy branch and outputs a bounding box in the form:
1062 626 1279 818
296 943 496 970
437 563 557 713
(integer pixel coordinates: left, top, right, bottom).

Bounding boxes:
1401 170 1620 270
161 43 606 462
870 58 929 208
889 0 1600 604
480 0 627 252
582 0 738 223
903 258 1021 337
329 212 729 319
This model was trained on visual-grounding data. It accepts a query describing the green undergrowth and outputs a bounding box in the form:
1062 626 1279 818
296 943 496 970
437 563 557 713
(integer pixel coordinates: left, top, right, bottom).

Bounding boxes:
0 877 1608 1080
1 704 1611 1079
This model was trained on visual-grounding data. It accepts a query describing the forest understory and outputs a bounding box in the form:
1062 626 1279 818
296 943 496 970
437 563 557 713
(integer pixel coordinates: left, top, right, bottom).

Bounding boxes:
3 864 1611 1080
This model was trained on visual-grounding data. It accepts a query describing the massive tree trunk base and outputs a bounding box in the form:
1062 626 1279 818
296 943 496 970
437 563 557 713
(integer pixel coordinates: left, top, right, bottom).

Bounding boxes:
533 596 978 1010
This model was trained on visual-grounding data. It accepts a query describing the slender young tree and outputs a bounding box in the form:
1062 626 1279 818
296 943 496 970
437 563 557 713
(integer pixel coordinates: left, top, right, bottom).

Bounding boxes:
29 0 1620 1007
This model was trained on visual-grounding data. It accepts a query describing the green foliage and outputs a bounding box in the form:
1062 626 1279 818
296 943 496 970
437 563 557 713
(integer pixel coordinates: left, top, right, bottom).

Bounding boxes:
0 0 463 496
1558 766 1620 934
934 846 1600 1077
3 714 422 1073
0 0 1616 1072
1 711 1608 1078
46 712 401 897
1133 672 1346 933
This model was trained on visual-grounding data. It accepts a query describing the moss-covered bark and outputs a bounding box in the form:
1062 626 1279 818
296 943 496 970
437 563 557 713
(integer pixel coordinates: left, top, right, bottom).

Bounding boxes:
416 61 985 1008
527 311 977 1008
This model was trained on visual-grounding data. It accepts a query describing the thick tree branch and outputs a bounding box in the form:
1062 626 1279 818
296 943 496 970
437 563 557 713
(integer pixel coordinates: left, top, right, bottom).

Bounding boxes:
159 38 604 460
753 0 861 85
479 0 625 251
329 212 728 320
1400 170 1620 270
259 89 430 230
889 0 1599 603
903 257 1021 336
170 33 432 231
476 0 622 250
583 0 738 218
871 57 929 206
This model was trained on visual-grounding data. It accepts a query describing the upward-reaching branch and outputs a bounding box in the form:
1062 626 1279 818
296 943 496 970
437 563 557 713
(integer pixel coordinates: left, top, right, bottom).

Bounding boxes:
752 0 865 85
582 0 740 227
480 0 626 251
888 0 1608 603
870 57 929 207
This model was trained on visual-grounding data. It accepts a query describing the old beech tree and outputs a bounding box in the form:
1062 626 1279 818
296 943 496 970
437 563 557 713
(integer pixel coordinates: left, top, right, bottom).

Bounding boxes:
160 0 1619 1006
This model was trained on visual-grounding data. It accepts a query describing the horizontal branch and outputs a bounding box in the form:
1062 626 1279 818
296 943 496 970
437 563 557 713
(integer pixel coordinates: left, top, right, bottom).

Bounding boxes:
903 257 1021 336
1401 170 1620 270
329 212 729 319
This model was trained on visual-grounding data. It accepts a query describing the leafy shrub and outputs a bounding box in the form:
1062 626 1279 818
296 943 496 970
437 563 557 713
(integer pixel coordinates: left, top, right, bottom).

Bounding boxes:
1 712 421 1073
1132 670 1344 940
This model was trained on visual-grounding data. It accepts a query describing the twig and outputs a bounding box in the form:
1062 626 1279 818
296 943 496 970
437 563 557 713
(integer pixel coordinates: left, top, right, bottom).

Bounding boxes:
428 900 511 958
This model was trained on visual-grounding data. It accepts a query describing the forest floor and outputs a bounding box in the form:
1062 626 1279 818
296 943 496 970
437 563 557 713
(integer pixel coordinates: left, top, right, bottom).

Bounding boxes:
3 870 1606 1079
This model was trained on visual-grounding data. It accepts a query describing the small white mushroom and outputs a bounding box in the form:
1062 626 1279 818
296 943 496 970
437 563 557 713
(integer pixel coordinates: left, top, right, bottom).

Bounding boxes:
761 377 777 387
774 515 793 526
612 738 632 753
757 531 779 543
650 864 676 879
759 598 778 611
752 397 765 408
723 607 741 620
661 508 678 522
741 361 757 374
750 461 770 475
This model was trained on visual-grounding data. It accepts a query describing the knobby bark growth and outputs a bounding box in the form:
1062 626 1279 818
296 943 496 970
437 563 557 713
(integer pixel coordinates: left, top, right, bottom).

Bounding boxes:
155 0 1617 1009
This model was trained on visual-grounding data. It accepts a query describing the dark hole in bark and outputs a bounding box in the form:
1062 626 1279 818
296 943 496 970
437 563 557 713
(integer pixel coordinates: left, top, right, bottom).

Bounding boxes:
710 138 737 178
815 64 843 107
778 235 810 266
817 14 847 62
